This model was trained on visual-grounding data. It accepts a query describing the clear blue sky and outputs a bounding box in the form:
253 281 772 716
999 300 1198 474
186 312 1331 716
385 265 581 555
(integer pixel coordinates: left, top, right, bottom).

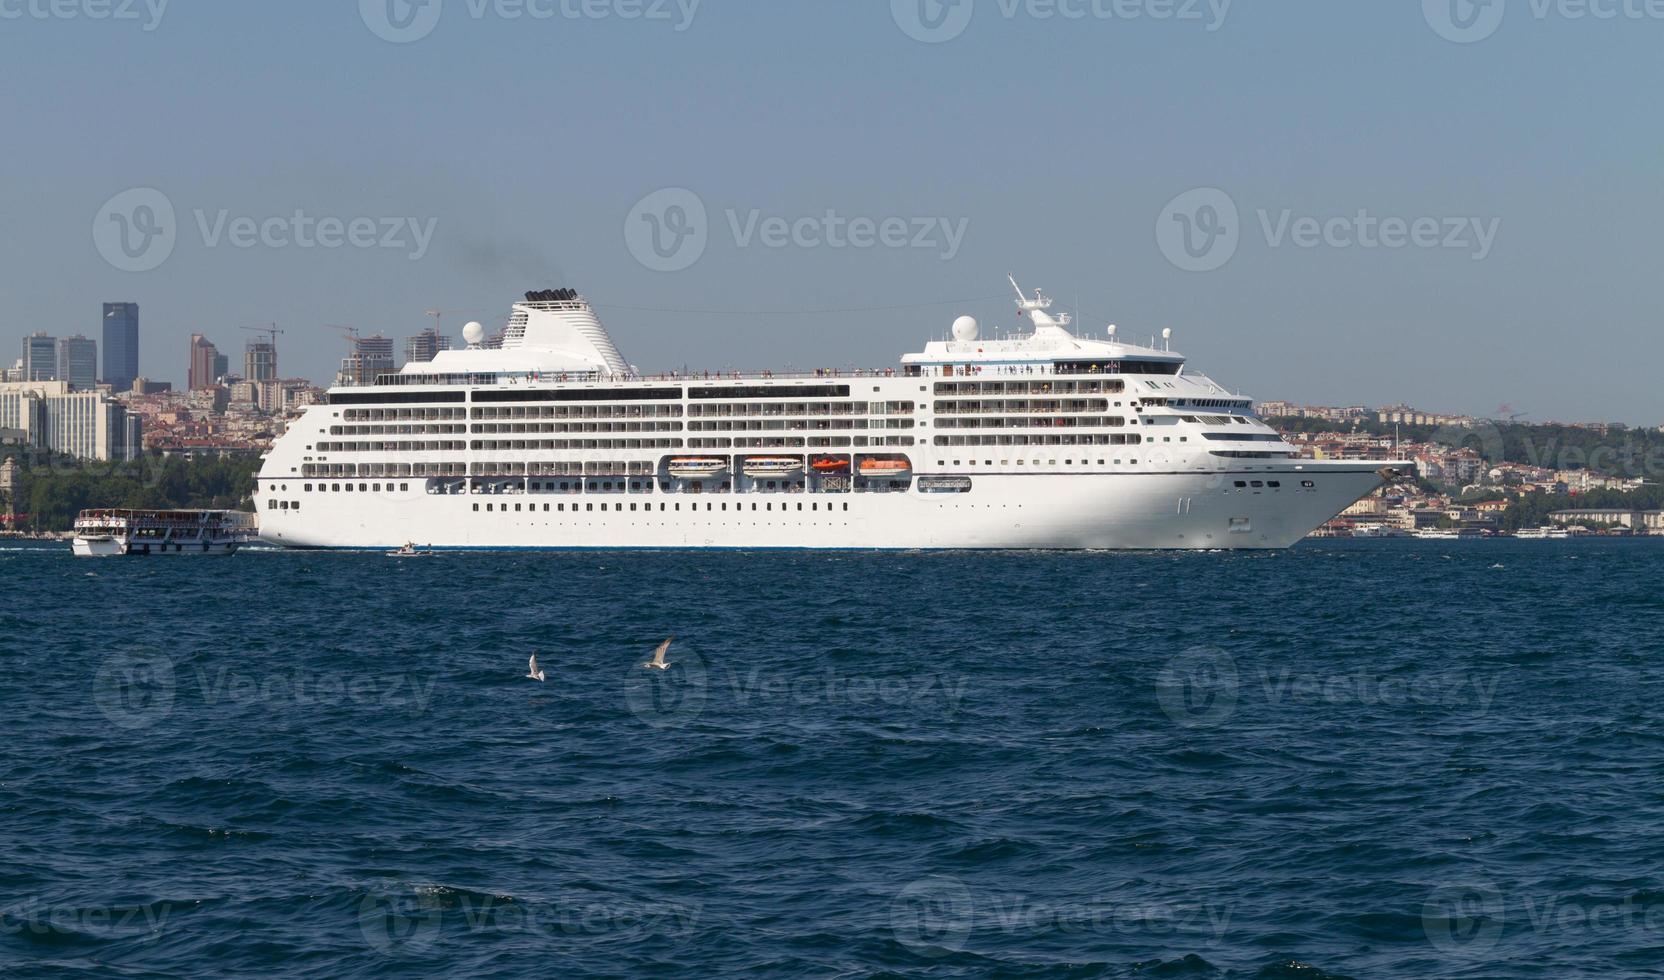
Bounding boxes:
2 0 1659 423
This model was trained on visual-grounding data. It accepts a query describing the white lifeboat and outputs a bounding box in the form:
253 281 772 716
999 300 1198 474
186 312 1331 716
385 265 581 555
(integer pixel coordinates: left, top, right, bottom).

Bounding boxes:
668 457 729 479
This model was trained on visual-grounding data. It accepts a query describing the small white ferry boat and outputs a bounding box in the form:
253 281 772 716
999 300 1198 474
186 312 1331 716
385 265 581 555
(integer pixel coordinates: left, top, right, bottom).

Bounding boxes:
71 509 257 557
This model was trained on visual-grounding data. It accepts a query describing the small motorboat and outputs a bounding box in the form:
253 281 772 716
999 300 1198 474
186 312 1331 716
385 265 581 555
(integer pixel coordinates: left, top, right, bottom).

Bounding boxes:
388 542 433 557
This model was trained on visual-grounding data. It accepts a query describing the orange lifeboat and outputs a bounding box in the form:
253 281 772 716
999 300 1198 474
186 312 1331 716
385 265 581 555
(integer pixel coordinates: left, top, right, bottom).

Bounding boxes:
858 458 911 475
810 457 850 472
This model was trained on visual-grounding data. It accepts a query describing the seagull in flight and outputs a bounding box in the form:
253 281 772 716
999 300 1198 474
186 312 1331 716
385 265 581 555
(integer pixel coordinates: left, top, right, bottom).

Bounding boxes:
526 653 546 682
643 636 675 671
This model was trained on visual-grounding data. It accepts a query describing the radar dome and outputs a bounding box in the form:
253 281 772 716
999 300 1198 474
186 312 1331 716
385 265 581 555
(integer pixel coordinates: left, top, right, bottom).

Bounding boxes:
952 315 980 342
462 321 485 346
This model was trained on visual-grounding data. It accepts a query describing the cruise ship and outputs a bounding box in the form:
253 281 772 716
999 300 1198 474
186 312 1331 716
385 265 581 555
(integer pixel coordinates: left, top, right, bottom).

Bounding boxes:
255 279 1397 550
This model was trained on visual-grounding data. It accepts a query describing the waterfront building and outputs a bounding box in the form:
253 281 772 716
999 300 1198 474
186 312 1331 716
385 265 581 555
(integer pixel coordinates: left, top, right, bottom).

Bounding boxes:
0 381 141 461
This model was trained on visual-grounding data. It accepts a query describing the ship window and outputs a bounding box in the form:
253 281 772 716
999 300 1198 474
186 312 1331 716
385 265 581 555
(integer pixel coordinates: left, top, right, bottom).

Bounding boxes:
360 484 367 492
1234 481 1247 488
1268 481 1281 488
400 483 408 492
1302 480 1315 488
1251 481 1263 488
473 503 479 511
304 484 313 492
843 503 849 511
373 483 382 492
292 502 300 511
486 503 492 511
515 504 521 512
587 503 593 511
344 484 353 492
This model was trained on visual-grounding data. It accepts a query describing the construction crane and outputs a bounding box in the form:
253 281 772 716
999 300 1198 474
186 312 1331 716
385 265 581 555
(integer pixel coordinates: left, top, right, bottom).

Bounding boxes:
238 323 285 380
423 308 478 338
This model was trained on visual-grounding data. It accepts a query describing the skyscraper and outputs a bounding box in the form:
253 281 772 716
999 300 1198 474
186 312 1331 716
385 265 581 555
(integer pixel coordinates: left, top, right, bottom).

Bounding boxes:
56 335 97 391
244 341 277 382
23 333 57 381
102 303 139 390
404 327 452 365
188 334 220 390
336 335 396 386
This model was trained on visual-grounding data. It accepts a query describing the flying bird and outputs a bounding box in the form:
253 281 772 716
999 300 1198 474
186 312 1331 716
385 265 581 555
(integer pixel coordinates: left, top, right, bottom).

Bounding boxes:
526 653 546 682
643 636 674 670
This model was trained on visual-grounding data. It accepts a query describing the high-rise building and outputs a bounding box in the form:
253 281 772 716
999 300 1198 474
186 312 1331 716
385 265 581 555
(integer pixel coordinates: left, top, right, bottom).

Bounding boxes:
404 328 452 365
102 303 139 390
188 333 221 390
0 380 141 461
213 352 229 380
56 335 98 390
244 341 277 382
336 335 396 386
23 333 57 381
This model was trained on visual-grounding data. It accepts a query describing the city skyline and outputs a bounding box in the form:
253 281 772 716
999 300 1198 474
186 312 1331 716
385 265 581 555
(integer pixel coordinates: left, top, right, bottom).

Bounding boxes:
4 6 1660 423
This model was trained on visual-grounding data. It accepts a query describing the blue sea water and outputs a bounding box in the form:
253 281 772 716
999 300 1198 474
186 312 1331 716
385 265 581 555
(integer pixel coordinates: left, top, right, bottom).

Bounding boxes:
2 539 1663 978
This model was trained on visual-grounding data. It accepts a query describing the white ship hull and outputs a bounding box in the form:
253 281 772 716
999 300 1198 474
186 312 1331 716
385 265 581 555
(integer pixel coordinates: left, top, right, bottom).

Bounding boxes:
255 281 1397 552
258 464 1386 551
